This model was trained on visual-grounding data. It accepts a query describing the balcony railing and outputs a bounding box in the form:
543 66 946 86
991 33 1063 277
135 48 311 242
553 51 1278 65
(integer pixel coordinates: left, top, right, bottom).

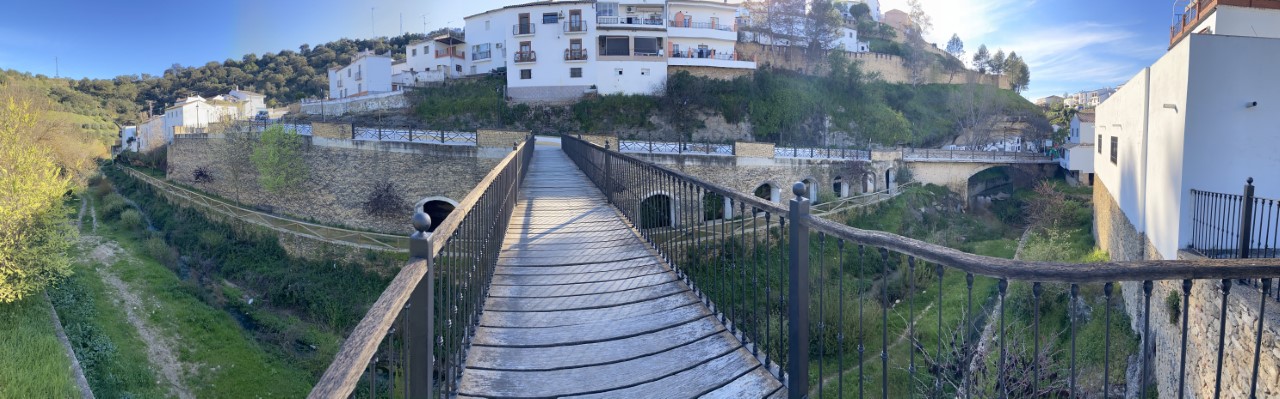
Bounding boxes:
435 49 465 59
596 16 664 27
471 50 491 61
560 134 1280 399
670 49 740 61
564 49 588 61
513 23 535 36
563 21 587 33
354 71 362 81
668 20 735 31
514 51 536 63
1190 180 1280 260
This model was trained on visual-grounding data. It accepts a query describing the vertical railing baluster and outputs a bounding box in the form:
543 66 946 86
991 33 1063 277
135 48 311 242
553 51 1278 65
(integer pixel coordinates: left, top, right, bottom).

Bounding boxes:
880 248 889 399
1250 279 1271 398
935 264 944 399
908 256 916 397
1103 282 1113 399
859 245 866 399
998 278 1008 399
817 233 826 398
965 273 974 399
838 239 847 397
1141 281 1153 399
765 213 774 369
1070 283 1079 398
1178 279 1192 399
748 202 757 353
1033 282 1043 396
1214 279 1231 399
779 215 788 386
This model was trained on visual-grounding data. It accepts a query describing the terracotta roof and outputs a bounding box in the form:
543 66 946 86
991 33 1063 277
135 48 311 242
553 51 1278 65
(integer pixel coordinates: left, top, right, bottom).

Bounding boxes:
1076 111 1096 123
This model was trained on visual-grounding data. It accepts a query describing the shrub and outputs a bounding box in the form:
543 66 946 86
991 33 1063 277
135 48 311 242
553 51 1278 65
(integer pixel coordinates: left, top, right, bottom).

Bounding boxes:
142 236 176 267
99 193 128 219
118 209 143 229
250 125 307 194
1165 291 1181 325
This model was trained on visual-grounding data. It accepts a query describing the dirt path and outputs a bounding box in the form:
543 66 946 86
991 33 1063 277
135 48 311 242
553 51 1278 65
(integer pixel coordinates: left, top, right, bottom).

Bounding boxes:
76 198 88 231
810 302 937 396
89 204 99 233
84 238 195 399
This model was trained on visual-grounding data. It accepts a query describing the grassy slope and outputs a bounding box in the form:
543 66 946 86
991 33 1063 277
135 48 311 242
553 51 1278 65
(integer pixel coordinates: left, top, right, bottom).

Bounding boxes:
0 296 79 399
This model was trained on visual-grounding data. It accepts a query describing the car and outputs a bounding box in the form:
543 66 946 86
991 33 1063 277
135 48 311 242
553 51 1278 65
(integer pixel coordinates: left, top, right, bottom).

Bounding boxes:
254 110 269 121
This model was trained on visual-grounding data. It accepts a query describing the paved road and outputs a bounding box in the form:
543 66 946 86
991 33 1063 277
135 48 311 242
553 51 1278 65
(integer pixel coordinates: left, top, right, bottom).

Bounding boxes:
456 141 783 398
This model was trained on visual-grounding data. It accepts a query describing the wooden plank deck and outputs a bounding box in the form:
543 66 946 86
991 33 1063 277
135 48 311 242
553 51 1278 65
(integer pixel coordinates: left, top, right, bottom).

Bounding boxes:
457 140 783 398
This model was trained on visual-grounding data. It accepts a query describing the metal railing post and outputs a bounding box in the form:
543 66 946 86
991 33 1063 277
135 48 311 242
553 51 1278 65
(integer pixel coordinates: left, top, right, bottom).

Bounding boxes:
787 182 810 399
407 212 434 398
1240 177 1255 259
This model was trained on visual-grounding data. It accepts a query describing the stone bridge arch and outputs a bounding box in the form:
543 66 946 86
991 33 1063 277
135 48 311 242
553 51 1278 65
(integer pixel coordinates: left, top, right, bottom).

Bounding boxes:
415 196 459 232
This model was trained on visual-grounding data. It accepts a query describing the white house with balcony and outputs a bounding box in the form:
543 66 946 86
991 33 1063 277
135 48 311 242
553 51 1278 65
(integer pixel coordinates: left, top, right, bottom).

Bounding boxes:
162 95 242 142
328 52 393 99
1094 0 1280 262
1059 111 1095 186
462 0 755 103
393 34 468 86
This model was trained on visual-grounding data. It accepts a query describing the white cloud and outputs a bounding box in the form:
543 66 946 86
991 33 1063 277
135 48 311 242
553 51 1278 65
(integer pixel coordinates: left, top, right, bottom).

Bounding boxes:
879 0 1036 46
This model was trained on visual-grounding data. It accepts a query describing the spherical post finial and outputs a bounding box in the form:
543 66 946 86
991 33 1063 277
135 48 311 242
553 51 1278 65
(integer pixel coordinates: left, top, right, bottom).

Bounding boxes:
1247 177 1254 185
412 211 433 235
792 182 807 198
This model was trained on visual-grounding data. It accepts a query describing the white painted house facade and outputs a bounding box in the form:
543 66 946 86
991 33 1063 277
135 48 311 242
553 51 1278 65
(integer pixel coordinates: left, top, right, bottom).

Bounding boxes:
327 52 394 99
1059 111 1094 186
392 34 468 87
1095 3 1280 261
162 96 240 143
463 0 756 103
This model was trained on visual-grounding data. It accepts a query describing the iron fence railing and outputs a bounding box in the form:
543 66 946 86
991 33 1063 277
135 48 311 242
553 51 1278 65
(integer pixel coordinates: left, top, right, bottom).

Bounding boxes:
351 126 476 145
561 135 1280 399
310 136 534 399
617 140 734 156
563 21 587 33
775 146 872 160
514 51 536 63
1191 179 1280 260
513 23 535 36
902 148 1053 163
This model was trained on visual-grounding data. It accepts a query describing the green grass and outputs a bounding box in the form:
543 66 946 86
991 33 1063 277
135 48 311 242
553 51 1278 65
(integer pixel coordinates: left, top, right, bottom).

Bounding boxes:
0 296 80 399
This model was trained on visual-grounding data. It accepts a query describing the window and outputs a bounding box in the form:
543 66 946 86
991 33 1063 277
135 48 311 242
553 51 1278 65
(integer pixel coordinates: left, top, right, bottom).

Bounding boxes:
543 13 558 24
456 65 462 72
598 2 618 16
485 21 490 30
347 69 351 77
640 68 650 76
1098 135 1102 153
615 68 623 76
423 46 428 54
357 83 361 93
411 49 417 56
1110 136 1118 164
600 36 630 56
570 67 582 78
634 37 661 55
520 69 532 79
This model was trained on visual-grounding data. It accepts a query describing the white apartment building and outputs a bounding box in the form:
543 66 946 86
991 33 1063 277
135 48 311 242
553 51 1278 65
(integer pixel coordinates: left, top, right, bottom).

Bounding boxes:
463 0 756 103
1095 2 1280 261
1059 111 1094 186
327 52 394 99
393 33 468 86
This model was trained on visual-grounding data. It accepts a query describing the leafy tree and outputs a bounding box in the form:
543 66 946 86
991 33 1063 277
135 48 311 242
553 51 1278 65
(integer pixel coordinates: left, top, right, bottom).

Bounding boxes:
989 49 1007 75
972 45 991 73
906 0 933 39
0 97 73 303
849 2 871 21
805 0 845 60
946 34 965 59
250 125 308 194
1005 53 1031 93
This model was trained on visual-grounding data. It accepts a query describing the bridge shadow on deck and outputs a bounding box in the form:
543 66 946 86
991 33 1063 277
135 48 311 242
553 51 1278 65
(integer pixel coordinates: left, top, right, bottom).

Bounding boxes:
457 141 783 398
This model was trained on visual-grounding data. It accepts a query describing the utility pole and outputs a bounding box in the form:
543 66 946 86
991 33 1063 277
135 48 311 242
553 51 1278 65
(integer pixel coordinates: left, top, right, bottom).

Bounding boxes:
371 7 376 37
146 100 155 118
54 57 59 78
400 13 403 36
423 14 428 34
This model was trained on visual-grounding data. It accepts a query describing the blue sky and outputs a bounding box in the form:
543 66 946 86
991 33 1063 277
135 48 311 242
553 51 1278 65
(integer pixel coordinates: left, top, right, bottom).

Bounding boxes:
0 0 1172 100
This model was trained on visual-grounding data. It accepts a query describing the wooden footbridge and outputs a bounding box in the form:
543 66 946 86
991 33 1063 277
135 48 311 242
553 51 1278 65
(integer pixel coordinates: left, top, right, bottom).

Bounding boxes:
311 135 1280 399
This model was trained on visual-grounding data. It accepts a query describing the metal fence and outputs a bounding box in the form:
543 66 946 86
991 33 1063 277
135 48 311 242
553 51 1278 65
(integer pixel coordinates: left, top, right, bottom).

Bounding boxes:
902 148 1053 163
351 126 477 145
775 146 872 161
617 140 734 156
309 136 533 399
561 135 1280 399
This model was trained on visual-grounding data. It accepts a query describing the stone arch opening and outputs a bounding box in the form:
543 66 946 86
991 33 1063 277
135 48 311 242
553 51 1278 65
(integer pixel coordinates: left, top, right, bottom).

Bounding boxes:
702 191 727 221
884 168 896 193
640 194 674 229
415 197 459 232
801 177 818 203
754 182 781 203
967 165 1015 208
833 176 850 198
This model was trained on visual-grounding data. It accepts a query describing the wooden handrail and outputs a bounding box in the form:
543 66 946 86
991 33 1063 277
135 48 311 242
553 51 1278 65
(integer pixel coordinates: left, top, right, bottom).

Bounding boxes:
309 136 533 398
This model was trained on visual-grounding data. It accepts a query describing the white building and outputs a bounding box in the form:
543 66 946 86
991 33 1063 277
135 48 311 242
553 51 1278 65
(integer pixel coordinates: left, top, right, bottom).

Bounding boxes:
393 33 468 86
834 26 869 52
120 126 138 152
162 96 242 142
463 0 756 103
1094 2 1280 261
136 116 165 152
327 52 394 99
227 89 268 115
1059 111 1094 186
836 0 882 22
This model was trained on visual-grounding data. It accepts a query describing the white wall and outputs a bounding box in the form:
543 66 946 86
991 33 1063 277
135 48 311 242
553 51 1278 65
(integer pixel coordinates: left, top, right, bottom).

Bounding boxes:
328 55 393 99
464 13 510 75
1191 6 1280 41
596 59 667 95
1095 66 1154 246
503 3 600 92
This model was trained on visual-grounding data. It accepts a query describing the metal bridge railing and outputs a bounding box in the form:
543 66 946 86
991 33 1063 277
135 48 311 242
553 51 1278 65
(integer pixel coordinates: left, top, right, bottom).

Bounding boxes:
1191 179 1280 260
561 134 1280 399
310 137 533 399
902 147 1052 163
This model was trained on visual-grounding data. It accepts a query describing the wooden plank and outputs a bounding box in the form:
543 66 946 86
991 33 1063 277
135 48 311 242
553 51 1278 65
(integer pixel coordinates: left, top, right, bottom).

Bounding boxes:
559 345 761 399
464 315 723 371
496 250 654 266
470 302 710 347
700 364 787 398
456 331 742 398
491 260 665 277
490 264 667 286
487 272 676 297
484 281 687 311
478 291 698 328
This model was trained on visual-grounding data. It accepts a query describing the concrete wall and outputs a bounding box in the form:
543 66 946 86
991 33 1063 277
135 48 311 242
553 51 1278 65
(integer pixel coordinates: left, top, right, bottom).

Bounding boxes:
167 134 507 234
668 65 753 80
300 91 408 117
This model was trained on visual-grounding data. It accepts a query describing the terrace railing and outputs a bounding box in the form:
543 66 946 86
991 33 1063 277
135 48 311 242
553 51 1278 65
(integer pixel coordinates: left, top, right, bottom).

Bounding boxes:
617 139 734 156
309 137 533 399
903 147 1053 163
561 135 1280 399
1191 178 1280 260
775 146 872 160
351 126 476 145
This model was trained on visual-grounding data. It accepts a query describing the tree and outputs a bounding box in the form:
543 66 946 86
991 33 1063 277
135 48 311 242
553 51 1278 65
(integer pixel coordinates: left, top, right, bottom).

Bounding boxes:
972 45 990 73
946 34 965 59
0 97 73 304
989 49 1007 75
906 0 933 40
250 125 308 194
805 0 844 60
1005 53 1031 93
849 2 871 21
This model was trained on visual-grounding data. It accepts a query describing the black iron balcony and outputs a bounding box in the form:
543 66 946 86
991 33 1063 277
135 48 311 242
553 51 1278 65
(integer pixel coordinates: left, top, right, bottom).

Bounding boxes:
514 51 536 63
563 21 587 33
513 23 535 36
564 49 588 61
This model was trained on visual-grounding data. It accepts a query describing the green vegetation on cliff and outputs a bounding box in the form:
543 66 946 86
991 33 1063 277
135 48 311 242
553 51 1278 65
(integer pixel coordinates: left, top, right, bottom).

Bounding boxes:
412 56 1046 147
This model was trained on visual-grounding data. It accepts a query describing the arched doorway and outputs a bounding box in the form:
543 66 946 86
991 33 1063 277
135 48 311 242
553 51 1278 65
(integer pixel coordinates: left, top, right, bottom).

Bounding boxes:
416 197 459 232
754 183 781 203
832 176 849 198
884 168 896 193
801 178 818 203
640 194 673 228
702 192 727 221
